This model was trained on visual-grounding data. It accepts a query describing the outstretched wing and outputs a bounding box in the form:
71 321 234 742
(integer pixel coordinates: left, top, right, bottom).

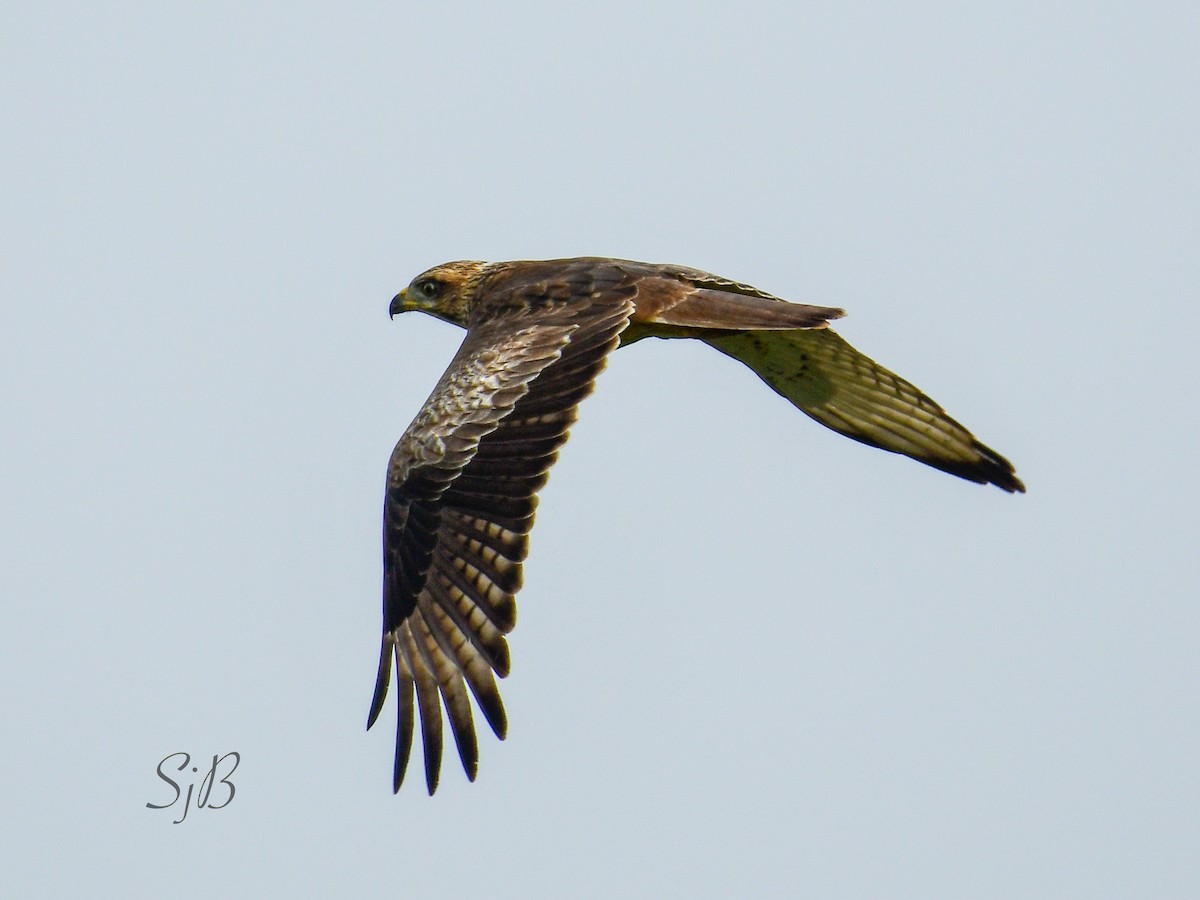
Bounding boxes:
708 328 1024 492
370 265 636 794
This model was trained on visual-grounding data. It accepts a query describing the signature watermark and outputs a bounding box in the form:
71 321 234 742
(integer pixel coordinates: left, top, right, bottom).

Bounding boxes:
146 752 240 824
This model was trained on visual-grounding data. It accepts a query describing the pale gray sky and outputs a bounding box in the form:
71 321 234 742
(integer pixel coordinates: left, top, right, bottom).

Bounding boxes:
4 2 1198 897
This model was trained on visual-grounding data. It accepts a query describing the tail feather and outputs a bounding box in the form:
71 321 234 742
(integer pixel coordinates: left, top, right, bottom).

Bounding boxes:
647 287 844 332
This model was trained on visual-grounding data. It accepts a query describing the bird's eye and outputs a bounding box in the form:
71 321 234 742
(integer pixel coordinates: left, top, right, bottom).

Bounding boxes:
419 280 438 298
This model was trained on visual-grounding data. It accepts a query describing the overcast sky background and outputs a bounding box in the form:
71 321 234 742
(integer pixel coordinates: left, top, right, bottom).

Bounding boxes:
3 2 1198 897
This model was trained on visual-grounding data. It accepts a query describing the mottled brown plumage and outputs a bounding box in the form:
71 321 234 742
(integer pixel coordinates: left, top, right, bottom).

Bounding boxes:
371 257 1023 794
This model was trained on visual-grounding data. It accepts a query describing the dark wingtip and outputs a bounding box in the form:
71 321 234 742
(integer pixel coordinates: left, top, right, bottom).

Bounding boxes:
366 638 391 731
903 438 1024 494
366 692 385 731
478 693 507 741
972 441 1025 494
392 677 414 794
392 753 406 794
998 473 1026 494
393 738 411 794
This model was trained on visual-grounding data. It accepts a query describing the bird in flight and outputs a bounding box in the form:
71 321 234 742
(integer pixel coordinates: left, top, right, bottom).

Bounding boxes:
370 256 1023 794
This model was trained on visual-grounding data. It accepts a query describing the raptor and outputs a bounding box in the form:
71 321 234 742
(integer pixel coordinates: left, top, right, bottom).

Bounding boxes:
370 257 1023 794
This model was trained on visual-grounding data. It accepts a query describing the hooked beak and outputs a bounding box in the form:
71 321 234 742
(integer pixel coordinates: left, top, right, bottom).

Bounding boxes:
389 289 407 320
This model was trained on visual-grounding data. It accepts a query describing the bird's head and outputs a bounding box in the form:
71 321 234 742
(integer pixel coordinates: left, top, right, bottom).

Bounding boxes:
390 260 490 327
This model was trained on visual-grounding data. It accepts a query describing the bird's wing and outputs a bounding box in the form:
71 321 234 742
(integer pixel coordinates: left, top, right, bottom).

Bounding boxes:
707 328 1024 492
371 267 636 794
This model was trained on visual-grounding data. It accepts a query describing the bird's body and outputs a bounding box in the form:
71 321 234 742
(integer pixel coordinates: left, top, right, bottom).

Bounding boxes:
372 257 1023 794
